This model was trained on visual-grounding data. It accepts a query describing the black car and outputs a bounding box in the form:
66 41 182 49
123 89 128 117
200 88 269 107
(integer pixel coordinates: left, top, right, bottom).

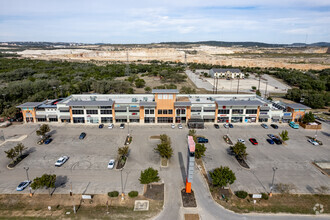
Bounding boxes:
214 124 220 129
270 124 278 129
99 124 104 129
273 138 282 145
229 123 234 128
79 132 86 139
197 137 209 143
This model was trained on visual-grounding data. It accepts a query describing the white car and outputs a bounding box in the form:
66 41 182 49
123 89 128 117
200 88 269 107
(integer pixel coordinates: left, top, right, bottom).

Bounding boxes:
108 159 115 169
178 124 183 129
108 123 114 129
16 180 32 191
308 139 319 146
55 156 69 167
238 138 245 144
171 124 175 129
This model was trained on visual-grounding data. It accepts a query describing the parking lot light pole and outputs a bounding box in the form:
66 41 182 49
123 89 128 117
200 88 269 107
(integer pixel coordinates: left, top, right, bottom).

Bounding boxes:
270 167 278 196
24 167 32 196
121 168 124 200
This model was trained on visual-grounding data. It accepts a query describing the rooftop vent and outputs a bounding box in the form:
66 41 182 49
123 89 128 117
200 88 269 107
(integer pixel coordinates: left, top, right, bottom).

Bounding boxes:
143 97 148 101
196 98 200 102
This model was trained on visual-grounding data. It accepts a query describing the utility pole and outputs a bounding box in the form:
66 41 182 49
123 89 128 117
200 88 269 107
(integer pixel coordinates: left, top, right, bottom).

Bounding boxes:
121 168 124 200
53 86 57 99
125 50 130 76
237 76 240 94
216 77 219 94
270 167 278 195
213 77 216 94
23 167 32 196
258 74 261 91
265 81 268 98
70 182 76 214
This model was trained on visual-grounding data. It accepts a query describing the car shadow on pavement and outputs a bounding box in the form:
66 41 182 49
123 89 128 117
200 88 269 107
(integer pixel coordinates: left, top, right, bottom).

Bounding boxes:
178 152 186 184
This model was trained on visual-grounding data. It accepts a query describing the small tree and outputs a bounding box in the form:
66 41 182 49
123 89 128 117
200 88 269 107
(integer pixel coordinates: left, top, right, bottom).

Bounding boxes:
230 142 248 160
14 143 27 156
159 134 171 145
188 129 196 137
256 90 261 96
251 86 257 90
4 148 18 162
209 166 236 188
144 86 152 93
118 146 129 157
36 124 50 139
279 130 289 141
135 79 146 88
139 167 160 184
31 174 57 195
302 112 315 124
155 142 173 159
195 143 206 159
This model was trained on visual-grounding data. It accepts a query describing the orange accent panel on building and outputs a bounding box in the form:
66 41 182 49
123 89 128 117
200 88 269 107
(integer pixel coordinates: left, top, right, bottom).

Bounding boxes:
140 106 144 120
215 103 219 121
69 107 73 122
112 103 116 121
154 93 176 119
186 106 191 120
256 106 260 122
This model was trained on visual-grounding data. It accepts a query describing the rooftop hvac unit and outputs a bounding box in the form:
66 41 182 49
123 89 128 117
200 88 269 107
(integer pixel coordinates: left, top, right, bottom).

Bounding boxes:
196 98 200 102
143 97 148 101
132 98 137 102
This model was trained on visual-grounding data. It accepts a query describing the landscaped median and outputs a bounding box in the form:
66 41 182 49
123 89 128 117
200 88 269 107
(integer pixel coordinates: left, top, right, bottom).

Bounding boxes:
0 193 163 219
196 159 330 215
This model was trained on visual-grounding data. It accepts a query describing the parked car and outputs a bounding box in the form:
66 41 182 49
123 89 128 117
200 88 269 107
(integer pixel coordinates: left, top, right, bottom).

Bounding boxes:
223 124 229 128
237 138 245 144
108 123 114 129
197 137 209 143
270 124 278 129
171 124 175 129
214 124 220 129
99 124 104 129
44 138 53 145
108 159 115 169
261 123 268 129
79 132 86 139
249 138 258 145
308 139 319 146
16 180 32 191
120 123 125 129
267 134 276 139
178 124 183 129
229 123 234 128
289 121 299 129
266 139 275 144
273 138 282 145
55 156 69 167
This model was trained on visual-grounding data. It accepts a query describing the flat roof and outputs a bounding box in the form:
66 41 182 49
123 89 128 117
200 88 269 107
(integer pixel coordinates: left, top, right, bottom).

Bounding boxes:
66 100 114 106
152 89 179 94
285 103 311 110
216 100 264 106
211 68 241 73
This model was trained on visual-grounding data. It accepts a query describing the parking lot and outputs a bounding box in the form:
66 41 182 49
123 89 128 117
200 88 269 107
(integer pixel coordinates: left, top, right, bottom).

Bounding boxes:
0 122 329 195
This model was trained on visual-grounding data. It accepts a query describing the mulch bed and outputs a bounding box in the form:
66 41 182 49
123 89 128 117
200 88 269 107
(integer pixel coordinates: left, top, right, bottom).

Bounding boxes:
223 135 233 145
144 184 164 201
184 214 199 220
8 154 29 168
235 156 250 169
181 189 197 208
115 156 127 169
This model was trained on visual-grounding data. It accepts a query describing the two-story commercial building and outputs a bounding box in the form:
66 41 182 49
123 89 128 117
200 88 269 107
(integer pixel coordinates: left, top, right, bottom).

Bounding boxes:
17 89 308 125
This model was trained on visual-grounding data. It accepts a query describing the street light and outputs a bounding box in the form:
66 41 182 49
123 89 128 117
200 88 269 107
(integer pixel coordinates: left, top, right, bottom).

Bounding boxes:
270 167 278 194
120 168 124 200
23 167 32 196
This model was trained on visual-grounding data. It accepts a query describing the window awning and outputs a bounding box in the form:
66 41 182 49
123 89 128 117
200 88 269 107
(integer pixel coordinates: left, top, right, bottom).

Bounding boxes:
203 115 215 119
203 107 215 111
260 106 270 111
115 115 127 120
258 115 270 119
58 107 70 111
129 115 140 119
191 107 202 111
129 107 140 111
272 116 281 120
48 115 58 119
36 115 46 119
191 115 201 119
282 115 292 120
60 115 71 120
115 107 127 111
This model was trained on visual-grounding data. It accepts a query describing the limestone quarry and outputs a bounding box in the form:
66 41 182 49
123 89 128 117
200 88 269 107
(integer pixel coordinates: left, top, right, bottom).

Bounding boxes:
6 44 330 70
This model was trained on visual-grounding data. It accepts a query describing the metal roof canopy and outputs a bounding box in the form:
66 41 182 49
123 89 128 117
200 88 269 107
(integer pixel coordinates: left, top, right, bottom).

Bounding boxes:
285 103 311 110
152 89 179 94
139 102 156 107
174 102 192 107
66 100 113 106
17 102 44 108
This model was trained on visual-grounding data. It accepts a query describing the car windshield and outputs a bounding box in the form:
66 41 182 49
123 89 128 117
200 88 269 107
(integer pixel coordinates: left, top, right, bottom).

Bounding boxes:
18 182 25 187
109 162 113 165
57 158 63 163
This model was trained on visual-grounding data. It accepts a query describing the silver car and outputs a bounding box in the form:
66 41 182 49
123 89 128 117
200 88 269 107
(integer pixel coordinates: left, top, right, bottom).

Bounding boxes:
55 156 69 167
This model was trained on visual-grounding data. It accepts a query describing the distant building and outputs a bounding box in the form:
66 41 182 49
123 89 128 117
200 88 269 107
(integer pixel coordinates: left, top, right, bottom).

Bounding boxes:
209 68 244 79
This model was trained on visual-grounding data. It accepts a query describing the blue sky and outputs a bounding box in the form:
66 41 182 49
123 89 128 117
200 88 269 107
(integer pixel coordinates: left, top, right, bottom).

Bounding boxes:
0 0 329 44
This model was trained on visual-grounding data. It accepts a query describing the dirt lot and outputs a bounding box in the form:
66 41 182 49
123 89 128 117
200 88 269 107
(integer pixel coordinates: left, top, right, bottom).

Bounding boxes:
0 194 163 219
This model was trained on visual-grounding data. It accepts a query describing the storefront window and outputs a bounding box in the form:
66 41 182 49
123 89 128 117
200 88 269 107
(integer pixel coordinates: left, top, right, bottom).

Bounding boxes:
231 117 243 123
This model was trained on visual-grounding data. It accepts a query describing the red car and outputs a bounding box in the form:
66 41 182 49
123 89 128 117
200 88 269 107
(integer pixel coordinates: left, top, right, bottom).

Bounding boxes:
249 138 258 145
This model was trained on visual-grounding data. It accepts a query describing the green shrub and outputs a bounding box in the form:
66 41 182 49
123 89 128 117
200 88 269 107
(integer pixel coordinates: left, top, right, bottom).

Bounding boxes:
108 191 119 197
235 190 248 199
128 191 138 198
261 193 269 200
